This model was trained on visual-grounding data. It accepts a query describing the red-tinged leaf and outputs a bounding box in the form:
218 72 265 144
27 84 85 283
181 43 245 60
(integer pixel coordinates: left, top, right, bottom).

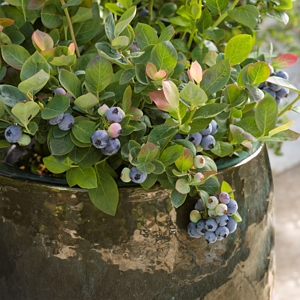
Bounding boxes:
32 30 54 51
162 80 179 110
28 0 49 10
0 18 14 27
149 89 172 112
137 142 160 163
187 61 203 84
129 107 143 120
272 53 298 69
175 147 194 172
68 43 75 55
146 62 157 79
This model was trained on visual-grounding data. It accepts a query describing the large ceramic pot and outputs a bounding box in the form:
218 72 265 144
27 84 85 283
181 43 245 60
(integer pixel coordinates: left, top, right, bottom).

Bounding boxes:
0 143 274 300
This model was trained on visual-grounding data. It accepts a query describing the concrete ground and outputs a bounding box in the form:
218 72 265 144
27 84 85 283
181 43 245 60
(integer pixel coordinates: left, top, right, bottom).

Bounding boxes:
274 163 300 300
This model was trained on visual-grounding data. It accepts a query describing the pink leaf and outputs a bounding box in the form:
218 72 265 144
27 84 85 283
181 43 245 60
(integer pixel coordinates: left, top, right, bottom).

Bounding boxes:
149 90 172 112
188 61 203 84
146 62 158 80
272 53 298 69
32 30 54 51
162 81 179 110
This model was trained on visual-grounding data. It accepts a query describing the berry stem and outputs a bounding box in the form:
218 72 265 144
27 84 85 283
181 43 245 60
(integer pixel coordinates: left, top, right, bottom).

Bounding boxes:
278 93 300 118
60 0 81 58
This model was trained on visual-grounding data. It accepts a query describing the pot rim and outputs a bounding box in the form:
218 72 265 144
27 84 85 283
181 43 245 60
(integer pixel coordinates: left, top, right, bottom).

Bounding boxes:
0 142 263 188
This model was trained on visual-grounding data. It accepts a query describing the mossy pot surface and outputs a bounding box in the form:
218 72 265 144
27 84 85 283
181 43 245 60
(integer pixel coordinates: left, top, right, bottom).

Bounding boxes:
0 143 274 300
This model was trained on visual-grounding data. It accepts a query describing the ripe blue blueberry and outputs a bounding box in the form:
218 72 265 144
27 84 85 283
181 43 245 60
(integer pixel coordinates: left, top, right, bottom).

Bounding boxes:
276 70 289 80
129 167 147 183
204 231 217 244
188 132 202 145
105 107 125 123
227 199 238 216
91 130 109 149
48 113 65 125
58 113 75 131
215 226 230 239
268 83 281 92
200 124 212 136
200 135 216 150
276 87 289 98
194 199 205 211
210 120 219 135
188 222 203 238
4 125 22 143
205 218 218 232
258 82 266 89
226 217 237 233
138 7 149 17
196 219 207 234
263 87 276 99
173 133 185 140
101 138 121 156
216 214 229 226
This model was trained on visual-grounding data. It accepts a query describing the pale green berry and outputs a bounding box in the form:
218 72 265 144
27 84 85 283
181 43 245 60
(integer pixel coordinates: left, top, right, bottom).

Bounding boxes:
193 155 206 168
206 196 218 209
190 210 202 223
18 134 31 146
98 104 109 116
120 167 131 183
215 203 228 216
208 209 217 218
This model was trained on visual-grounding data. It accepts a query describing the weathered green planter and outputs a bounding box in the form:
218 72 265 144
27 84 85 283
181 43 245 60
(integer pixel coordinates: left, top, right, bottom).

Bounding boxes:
0 143 274 300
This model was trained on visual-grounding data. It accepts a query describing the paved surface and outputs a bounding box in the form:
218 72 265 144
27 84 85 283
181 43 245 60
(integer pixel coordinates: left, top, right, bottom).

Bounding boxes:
274 163 300 300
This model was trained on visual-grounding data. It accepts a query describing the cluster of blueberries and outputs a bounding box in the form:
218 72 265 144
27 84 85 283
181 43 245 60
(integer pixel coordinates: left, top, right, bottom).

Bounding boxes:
187 120 218 150
259 67 290 105
188 192 239 243
90 106 124 156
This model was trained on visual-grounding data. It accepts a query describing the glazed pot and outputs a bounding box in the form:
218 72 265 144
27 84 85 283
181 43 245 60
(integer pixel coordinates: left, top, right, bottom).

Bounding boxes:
0 143 274 300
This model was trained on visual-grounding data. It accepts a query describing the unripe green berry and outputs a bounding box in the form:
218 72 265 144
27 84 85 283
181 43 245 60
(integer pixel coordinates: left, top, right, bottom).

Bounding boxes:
190 210 202 223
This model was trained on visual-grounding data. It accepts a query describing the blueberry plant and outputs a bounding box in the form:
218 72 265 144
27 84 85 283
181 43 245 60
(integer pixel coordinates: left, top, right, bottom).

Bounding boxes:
0 0 299 235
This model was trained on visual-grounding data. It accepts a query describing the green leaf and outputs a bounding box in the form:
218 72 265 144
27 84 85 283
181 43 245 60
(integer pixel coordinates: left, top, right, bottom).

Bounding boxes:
0 85 27 107
175 147 194 172
210 141 234 157
119 69 135 85
11 102 40 126
230 124 256 144
201 59 231 94
180 82 208 107
1 44 30 70
135 22 158 49
158 25 175 42
68 146 90 164
111 35 130 48
74 93 99 111
49 134 75 156
135 162 155 174
88 163 119 216
66 168 77 187
148 125 178 149
72 120 95 144
41 94 70 119
159 145 184 166
140 173 158 190
266 76 300 93
259 129 300 142
151 160 165 174
59 69 81 98
18 69 50 95
150 41 178 75
85 56 113 94
41 3 63 28
73 166 98 189
276 0 293 11
266 120 296 137
43 155 73 174
175 178 190 194
193 103 228 118
71 7 93 24
255 94 278 136
171 189 187 208
114 6 136 37
206 0 229 14
242 62 271 85
227 5 259 29
137 142 160 163
104 12 115 41
20 51 50 81
199 176 220 195
224 34 253 65
221 181 234 199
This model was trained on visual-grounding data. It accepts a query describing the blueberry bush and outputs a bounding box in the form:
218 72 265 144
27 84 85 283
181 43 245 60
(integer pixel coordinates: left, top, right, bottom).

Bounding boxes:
0 0 299 229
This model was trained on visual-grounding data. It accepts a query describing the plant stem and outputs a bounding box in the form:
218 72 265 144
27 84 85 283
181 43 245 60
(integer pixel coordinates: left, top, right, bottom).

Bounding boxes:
148 0 154 25
60 0 81 58
211 0 240 30
278 93 300 118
